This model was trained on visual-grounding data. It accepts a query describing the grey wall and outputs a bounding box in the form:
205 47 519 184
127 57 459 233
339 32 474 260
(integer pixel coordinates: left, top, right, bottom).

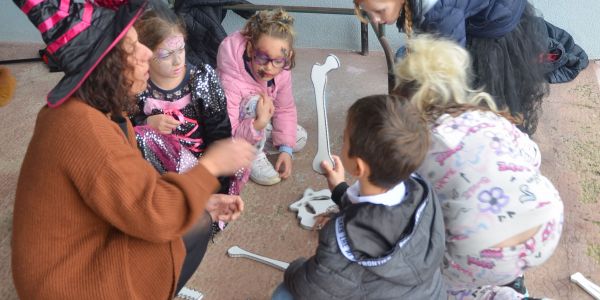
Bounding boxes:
2 0 599 58
1 0 43 43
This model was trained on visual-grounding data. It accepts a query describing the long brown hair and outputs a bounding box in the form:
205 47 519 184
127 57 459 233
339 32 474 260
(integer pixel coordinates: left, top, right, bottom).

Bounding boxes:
75 39 137 117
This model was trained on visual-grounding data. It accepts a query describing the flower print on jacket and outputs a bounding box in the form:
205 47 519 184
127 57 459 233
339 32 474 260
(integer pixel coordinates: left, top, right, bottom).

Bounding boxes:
443 117 471 134
484 131 512 155
478 187 509 214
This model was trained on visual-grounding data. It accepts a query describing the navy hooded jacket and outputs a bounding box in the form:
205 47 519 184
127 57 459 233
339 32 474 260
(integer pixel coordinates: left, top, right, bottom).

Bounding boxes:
398 0 526 46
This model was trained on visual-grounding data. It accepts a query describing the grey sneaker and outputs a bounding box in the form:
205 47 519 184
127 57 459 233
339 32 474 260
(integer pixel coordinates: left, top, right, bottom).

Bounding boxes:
250 152 281 186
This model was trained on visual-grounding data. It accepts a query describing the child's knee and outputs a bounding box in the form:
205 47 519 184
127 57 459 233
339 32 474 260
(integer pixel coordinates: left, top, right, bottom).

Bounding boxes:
293 125 307 152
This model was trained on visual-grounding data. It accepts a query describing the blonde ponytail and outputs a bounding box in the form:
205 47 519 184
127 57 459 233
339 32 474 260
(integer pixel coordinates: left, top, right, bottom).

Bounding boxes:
393 35 498 120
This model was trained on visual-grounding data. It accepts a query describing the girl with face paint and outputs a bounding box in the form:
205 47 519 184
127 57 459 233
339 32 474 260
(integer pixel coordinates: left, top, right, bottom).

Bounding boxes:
131 10 247 239
217 9 307 187
132 10 232 169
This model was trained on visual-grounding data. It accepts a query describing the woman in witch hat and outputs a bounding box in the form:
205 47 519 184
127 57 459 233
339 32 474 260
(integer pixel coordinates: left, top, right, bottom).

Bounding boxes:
10 1 255 299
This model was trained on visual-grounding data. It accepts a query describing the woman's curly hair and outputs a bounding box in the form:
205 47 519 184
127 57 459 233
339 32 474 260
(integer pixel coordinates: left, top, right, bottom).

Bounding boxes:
75 39 137 117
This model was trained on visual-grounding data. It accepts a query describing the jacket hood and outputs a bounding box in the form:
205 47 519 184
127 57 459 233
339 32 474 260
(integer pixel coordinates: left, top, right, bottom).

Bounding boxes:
335 175 445 285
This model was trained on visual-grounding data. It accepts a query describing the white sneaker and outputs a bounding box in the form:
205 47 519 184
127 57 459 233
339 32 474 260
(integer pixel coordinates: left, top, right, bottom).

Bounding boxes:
250 152 281 186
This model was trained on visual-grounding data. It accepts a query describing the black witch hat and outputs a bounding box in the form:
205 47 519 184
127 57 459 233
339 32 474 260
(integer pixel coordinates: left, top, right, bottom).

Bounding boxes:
13 0 148 107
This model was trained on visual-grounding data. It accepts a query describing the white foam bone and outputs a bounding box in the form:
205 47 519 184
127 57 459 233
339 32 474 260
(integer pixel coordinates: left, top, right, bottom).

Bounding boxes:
289 188 337 230
227 246 289 271
570 272 600 299
311 54 340 174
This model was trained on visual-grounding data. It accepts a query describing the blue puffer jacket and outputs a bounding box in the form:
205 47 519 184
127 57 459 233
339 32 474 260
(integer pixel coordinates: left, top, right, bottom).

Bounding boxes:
398 0 526 46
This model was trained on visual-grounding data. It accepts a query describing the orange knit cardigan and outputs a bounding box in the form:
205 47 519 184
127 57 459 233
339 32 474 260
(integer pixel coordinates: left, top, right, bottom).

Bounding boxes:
12 99 219 299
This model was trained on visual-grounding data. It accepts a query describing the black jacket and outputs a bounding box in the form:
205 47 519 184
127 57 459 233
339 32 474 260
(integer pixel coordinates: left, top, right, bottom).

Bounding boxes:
544 20 589 84
284 175 446 299
398 0 589 83
174 0 252 67
131 63 232 193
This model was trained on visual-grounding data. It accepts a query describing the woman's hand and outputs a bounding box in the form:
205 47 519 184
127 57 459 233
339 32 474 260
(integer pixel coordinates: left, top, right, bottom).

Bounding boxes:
199 138 255 177
147 114 180 134
205 194 244 223
275 152 293 179
253 94 274 131
321 155 345 191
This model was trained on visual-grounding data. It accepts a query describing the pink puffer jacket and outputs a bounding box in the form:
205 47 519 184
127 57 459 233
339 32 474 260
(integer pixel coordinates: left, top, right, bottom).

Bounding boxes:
217 31 298 148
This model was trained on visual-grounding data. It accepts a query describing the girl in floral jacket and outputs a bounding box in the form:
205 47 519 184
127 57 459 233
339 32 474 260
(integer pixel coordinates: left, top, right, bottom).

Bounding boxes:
394 35 563 300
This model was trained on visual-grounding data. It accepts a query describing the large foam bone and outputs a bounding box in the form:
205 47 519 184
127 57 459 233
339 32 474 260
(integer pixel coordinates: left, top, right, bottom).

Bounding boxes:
570 272 600 299
227 246 289 271
289 188 338 230
311 54 340 174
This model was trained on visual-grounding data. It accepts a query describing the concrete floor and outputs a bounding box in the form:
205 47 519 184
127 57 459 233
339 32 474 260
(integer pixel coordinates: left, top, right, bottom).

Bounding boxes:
1 43 599 299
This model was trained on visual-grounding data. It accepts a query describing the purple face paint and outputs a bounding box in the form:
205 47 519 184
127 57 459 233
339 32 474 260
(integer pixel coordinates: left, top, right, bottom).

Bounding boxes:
154 35 185 61
165 35 184 49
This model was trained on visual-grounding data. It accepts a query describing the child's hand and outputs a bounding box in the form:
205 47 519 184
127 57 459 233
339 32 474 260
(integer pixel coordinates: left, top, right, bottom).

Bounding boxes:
199 138 255 177
275 152 292 179
321 155 345 191
205 194 245 223
147 114 180 134
254 94 274 130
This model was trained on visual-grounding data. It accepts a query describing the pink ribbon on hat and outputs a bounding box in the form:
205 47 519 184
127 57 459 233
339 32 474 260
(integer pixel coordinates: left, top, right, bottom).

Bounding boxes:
144 94 204 153
92 0 128 10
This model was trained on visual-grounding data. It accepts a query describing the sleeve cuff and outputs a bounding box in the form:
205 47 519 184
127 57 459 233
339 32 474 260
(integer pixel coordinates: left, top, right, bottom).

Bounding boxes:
331 182 349 206
279 145 294 159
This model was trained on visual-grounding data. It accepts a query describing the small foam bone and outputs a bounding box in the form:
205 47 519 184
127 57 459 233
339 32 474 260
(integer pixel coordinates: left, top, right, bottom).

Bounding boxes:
227 246 289 271
289 188 338 230
570 272 600 299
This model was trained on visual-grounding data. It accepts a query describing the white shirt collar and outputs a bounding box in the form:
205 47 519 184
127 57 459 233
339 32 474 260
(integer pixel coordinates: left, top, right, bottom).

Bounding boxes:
346 180 406 206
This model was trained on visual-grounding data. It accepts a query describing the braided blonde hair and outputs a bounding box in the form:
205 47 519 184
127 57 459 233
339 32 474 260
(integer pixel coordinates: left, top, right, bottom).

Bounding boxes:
242 8 296 69
402 1 413 37
392 35 498 121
